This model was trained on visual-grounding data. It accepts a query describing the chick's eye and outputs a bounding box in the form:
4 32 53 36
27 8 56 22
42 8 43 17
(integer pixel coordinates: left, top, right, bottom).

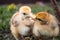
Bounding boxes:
37 18 43 22
23 13 27 15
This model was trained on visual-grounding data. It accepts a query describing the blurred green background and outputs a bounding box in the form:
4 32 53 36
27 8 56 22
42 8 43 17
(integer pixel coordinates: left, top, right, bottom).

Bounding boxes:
0 4 55 31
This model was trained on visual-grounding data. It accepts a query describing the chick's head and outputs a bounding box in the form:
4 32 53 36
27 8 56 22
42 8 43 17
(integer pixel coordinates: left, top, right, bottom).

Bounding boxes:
19 6 31 15
36 12 49 24
36 12 49 21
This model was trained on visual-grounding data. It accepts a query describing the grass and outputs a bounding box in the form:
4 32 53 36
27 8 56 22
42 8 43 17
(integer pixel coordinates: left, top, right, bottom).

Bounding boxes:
0 4 55 31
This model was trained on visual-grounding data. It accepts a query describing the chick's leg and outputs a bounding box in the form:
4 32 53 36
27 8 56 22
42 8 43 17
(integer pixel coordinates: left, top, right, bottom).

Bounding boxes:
10 25 20 40
11 32 20 40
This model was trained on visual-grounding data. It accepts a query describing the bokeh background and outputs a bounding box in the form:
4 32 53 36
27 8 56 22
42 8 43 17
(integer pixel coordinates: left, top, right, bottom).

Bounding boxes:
0 0 60 40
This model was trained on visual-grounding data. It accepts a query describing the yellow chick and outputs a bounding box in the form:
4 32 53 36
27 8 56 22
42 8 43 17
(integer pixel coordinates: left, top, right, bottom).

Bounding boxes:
10 6 35 40
32 12 59 40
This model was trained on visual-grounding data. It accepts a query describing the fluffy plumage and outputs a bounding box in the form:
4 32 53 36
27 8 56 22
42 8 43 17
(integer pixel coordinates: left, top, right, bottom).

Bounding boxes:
10 6 35 40
33 12 59 40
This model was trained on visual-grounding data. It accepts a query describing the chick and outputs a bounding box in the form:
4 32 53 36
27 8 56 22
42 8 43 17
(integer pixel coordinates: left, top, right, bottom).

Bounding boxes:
32 12 59 40
10 6 35 40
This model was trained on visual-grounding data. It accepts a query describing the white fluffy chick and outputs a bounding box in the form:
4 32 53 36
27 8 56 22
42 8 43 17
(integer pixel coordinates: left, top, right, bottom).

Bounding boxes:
10 6 35 40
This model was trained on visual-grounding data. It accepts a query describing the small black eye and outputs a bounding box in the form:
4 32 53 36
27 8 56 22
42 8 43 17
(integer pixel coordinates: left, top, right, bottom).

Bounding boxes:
23 13 27 15
37 18 43 22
